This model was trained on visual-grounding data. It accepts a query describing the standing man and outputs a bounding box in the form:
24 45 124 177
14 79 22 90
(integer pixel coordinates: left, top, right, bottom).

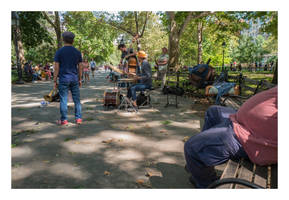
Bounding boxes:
118 43 136 71
53 31 83 125
127 51 152 108
90 58 96 78
156 47 169 89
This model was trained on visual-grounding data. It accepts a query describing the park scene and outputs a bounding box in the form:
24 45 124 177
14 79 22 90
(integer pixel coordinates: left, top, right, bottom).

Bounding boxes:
11 11 277 189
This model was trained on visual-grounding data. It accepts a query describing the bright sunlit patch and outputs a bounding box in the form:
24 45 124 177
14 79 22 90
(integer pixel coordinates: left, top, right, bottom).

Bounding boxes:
49 163 90 180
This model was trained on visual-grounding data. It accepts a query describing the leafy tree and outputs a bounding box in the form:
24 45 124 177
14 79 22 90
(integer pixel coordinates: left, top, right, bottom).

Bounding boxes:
163 11 212 71
173 12 247 67
64 11 118 63
230 34 269 66
24 42 55 65
94 11 151 50
18 12 53 48
12 11 53 66
42 11 63 49
138 13 168 63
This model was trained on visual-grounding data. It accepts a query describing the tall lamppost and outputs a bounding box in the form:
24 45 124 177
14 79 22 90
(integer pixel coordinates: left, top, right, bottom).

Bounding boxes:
222 41 226 72
12 11 24 84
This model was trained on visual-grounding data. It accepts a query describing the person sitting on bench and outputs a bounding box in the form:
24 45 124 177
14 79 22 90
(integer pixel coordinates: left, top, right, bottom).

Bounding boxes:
184 87 277 188
188 59 215 88
127 51 152 108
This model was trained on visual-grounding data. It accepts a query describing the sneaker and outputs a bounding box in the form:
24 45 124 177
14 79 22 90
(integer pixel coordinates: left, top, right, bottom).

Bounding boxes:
76 118 82 124
57 120 68 126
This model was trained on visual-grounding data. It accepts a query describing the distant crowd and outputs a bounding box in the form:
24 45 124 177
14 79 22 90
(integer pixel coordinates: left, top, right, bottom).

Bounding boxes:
22 61 54 82
16 60 108 83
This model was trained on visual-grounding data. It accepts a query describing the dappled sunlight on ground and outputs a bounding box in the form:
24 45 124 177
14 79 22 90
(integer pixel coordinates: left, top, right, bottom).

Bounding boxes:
49 162 90 180
11 70 211 188
12 146 35 158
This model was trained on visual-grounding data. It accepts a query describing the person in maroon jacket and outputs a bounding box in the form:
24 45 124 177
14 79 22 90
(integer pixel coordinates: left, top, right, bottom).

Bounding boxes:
184 87 277 188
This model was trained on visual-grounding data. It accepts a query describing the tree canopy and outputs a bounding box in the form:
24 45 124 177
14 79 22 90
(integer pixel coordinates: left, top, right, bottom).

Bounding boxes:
11 11 278 70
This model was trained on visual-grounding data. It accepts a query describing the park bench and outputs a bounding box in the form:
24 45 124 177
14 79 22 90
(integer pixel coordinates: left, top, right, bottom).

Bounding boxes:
208 74 277 189
220 72 276 109
208 158 278 188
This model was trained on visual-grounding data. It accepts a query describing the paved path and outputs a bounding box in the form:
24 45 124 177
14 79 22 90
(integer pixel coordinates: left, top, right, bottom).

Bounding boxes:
11 69 214 188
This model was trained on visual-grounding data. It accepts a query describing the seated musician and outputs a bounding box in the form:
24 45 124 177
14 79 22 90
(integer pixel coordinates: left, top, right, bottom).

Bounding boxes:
127 51 152 107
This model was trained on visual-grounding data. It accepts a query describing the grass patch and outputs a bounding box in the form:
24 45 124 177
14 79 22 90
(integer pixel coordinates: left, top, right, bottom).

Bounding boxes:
64 137 75 142
12 163 22 168
12 144 17 148
161 120 172 125
11 69 18 83
85 117 94 121
12 129 38 136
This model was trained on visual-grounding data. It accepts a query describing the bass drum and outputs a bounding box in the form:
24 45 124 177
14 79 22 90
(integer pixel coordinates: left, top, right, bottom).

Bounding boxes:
103 90 120 107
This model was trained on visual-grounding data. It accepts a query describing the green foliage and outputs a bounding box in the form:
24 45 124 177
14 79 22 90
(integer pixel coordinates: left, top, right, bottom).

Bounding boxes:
246 11 278 39
18 12 53 48
179 20 198 65
178 12 247 67
230 35 269 64
64 11 118 62
24 42 56 64
139 13 168 62
107 48 121 65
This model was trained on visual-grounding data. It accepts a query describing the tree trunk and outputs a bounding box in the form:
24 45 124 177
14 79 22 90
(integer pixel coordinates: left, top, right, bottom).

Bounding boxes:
54 12 62 49
43 11 62 49
17 37 25 67
167 17 180 71
167 11 212 71
197 21 203 64
272 60 278 84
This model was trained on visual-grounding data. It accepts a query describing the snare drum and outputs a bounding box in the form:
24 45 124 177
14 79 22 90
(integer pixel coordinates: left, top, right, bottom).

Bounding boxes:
103 90 120 106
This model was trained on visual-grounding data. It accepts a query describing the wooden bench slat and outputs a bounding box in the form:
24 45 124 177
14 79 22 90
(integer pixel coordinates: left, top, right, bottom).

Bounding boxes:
221 97 241 110
253 164 267 188
270 165 278 188
219 160 240 188
235 159 254 189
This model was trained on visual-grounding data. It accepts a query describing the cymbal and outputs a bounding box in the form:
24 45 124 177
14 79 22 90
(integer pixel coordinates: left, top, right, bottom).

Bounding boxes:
118 78 135 82
109 66 124 74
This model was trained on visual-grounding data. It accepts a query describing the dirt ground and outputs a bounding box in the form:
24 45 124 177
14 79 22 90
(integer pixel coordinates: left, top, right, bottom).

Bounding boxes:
11 69 223 189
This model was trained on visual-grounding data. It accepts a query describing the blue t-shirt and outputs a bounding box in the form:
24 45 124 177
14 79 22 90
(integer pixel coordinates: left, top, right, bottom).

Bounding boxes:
54 46 82 83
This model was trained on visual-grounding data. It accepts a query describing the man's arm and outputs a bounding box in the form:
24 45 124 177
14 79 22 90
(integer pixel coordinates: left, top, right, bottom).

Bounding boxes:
53 62 60 89
138 62 151 81
157 55 168 65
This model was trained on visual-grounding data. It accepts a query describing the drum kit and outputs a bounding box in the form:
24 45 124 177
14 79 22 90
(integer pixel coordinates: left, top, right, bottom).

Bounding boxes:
103 66 138 112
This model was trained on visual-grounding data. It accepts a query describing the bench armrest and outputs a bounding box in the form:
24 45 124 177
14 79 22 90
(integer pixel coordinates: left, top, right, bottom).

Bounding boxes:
207 178 264 189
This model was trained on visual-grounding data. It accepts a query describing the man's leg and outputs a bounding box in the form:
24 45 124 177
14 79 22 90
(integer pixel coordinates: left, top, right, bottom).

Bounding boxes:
184 119 247 188
131 84 148 101
202 105 236 131
70 81 82 120
91 69 93 78
161 70 167 89
128 84 148 107
58 82 69 121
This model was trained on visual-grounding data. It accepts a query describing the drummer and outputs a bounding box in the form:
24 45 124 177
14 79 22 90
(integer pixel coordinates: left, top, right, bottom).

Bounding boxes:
127 51 152 107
